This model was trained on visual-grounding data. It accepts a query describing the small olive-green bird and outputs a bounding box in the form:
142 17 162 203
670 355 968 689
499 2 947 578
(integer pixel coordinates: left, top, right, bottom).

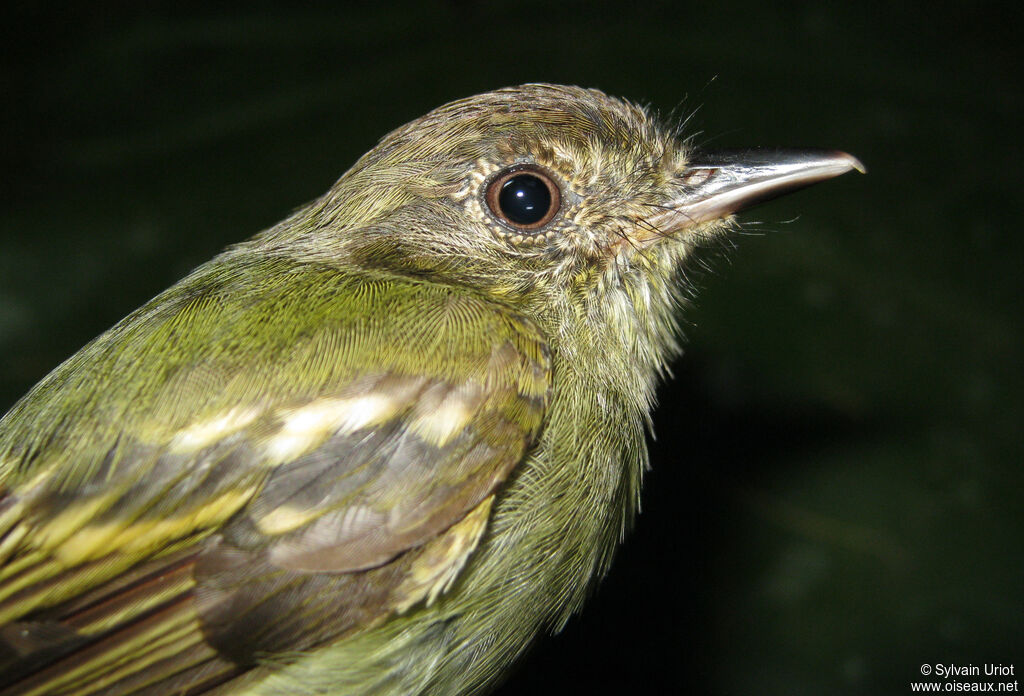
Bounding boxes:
0 84 861 695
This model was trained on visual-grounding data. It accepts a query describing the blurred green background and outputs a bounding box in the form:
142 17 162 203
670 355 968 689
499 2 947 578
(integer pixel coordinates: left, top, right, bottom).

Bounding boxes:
2 2 1020 694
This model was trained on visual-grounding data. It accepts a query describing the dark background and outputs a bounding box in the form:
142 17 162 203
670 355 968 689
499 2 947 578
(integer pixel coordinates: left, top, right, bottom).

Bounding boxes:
2 2 1021 694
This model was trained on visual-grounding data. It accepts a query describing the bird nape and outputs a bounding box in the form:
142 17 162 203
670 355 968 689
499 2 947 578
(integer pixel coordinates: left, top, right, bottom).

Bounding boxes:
0 84 861 696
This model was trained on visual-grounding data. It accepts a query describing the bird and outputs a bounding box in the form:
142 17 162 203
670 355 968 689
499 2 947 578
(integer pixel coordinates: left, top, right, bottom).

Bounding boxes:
0 84 862 695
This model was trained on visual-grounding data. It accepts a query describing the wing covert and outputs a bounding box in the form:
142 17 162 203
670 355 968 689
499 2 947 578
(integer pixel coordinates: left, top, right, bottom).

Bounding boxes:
0 261 551 693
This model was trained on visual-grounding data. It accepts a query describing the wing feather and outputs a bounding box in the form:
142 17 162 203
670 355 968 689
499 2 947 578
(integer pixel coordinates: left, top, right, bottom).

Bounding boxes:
0 262 550 693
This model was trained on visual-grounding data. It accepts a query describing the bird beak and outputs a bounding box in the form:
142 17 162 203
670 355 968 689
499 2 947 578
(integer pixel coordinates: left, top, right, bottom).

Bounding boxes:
650 148 865 235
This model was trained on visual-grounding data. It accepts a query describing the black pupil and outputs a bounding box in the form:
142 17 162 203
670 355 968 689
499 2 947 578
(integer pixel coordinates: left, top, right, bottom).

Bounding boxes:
498 174 551 225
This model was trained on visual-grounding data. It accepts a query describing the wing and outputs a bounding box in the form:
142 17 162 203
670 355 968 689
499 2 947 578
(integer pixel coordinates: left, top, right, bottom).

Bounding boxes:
0 258 550 695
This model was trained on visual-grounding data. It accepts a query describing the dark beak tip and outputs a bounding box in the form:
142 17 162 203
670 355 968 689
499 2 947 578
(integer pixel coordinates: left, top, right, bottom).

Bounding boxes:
835 150 867 175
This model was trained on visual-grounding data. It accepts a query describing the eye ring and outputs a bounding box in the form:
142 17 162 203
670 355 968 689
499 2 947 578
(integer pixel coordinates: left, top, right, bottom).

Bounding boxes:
484 166 562 231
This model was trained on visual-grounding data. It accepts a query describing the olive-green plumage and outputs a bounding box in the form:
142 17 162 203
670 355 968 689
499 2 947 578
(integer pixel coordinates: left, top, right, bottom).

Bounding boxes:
0 84 860 695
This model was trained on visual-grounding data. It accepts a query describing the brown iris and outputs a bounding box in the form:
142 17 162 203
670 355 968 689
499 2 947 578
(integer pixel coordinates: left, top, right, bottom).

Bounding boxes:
485 166 561 231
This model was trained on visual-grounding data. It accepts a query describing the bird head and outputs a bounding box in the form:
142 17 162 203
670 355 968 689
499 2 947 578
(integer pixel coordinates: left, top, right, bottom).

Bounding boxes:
249 84 861 388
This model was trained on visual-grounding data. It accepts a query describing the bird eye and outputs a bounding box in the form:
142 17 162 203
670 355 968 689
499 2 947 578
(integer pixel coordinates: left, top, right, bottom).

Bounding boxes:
485 167 561 231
